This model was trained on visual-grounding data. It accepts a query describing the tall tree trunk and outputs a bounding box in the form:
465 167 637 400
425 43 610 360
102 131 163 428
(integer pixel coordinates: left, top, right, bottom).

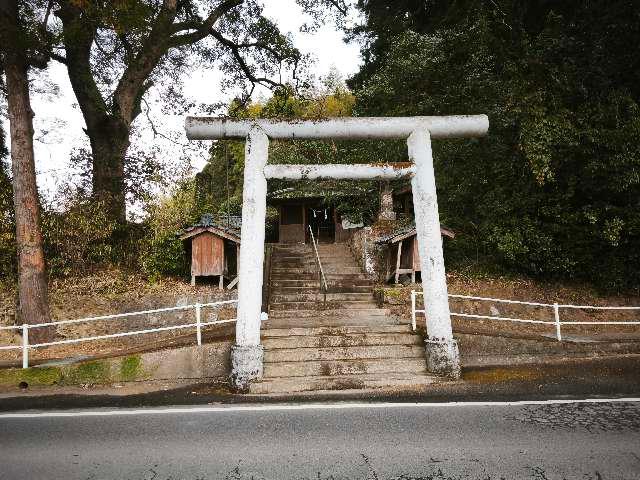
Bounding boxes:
1 1 54 343
87 116 130 224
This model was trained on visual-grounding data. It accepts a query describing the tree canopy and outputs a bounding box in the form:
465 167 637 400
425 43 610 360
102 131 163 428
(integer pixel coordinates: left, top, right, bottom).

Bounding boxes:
43 0 309 223
349 0 640 291
194 76 381 224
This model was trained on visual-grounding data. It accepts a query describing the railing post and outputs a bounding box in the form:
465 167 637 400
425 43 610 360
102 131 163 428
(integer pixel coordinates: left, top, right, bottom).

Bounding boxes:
553 303 562 342
195 303 202 346
22 324 29 369
411 290 417 331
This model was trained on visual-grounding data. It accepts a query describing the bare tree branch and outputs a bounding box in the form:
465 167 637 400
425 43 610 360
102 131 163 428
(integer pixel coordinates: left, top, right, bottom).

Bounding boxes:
209 28 283 89
169 0 243 45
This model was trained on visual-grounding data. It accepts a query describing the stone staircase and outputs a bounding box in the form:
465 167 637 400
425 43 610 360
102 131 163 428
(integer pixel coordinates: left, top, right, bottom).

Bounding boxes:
251 243 440 394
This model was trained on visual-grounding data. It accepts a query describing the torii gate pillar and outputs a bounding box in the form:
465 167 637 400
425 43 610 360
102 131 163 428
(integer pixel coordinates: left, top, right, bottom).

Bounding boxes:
185 115 489 389
409 129 460 377
230 127 269 389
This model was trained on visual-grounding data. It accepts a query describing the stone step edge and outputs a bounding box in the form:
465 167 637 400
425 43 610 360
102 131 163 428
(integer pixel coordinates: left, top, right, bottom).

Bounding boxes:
267 311 391 318
262 334 422 348
263 346 425 363
261 324 413 337
263 358 428 378
249 373 442 394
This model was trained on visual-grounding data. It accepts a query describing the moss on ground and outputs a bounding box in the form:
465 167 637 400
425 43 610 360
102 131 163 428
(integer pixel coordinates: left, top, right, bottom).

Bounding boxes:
464 366 543 383
61 360 112 386
119 355 143 381
0 366 63 387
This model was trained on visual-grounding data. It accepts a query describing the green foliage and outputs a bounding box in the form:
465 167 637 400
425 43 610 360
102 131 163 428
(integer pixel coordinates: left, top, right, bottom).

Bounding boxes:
62 360 111 386
351 1 640 291
195 77 382 223
139 179 201 279
119 355 143 381
42 190 118 277
0 366 62 387
0 130 15 280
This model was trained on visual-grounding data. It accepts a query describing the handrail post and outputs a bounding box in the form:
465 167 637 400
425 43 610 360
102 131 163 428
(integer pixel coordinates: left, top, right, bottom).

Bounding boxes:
411 290 417 331
195 303 202 346
553 303 562 342
22 324 29 369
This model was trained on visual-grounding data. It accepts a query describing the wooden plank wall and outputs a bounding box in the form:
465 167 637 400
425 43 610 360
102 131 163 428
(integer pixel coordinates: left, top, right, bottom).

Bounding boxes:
191 232 224 276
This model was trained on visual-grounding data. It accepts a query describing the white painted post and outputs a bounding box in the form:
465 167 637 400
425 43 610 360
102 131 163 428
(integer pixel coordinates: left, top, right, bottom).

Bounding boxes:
22 324 29 369
230 126 268 390
411 290 417 332
408 128 460 378
195 303 202 346
553 303 562 342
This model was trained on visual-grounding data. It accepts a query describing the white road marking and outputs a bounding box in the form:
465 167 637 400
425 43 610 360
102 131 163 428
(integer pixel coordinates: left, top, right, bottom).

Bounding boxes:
0 397 639 419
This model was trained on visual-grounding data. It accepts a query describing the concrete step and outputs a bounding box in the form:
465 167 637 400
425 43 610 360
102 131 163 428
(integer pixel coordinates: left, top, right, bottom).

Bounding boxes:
270 274 318 280
249 372 439 394
270 293 375 303
270 286 374 294
262 325 412 337
316 245 355 252
270 287 321 294
262 317 402 328
271 280 321 287
263 357 427 378
271 275 371 281
269 301 380 311
271 268 318 274
264 344 425 363
262 332 422 349
324 274 371 280
271 267 364 276
274 260 361 269
322 267 364 275
267 308 390 319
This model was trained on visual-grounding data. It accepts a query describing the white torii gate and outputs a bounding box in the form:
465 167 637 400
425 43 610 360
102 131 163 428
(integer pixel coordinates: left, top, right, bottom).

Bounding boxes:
185 115 489 390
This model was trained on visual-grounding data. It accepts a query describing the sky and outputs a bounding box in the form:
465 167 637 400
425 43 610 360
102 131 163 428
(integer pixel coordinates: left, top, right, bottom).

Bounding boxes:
2 0 362 204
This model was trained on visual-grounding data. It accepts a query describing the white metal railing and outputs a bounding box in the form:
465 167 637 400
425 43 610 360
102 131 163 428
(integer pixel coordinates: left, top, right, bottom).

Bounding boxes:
0 300 239 369
308 225 329 296
410 290 640 340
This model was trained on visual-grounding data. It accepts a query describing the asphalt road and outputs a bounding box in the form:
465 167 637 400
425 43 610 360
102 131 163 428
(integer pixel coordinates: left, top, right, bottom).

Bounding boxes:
1 400 639 480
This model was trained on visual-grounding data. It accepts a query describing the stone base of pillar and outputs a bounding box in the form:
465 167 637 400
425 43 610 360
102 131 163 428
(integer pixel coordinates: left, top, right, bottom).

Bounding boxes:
424 337 461 379
230 344 264 392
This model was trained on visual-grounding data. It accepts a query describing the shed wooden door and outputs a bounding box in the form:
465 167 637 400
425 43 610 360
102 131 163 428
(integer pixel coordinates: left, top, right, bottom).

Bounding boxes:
191 233 224 276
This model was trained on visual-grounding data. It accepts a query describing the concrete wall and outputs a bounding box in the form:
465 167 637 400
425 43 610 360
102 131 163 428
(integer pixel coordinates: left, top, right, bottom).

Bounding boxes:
0 342 233 390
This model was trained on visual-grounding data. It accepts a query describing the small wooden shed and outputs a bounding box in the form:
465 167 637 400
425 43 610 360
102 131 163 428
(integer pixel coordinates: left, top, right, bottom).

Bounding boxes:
179 214 241 289
376 224 455 284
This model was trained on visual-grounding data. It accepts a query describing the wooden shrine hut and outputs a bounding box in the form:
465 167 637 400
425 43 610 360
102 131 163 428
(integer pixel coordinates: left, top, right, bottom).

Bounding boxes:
376 224 455 284
179 214 241 289
268 185 370 245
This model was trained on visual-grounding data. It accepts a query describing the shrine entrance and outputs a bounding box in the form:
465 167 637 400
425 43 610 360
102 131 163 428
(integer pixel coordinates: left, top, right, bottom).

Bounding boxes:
185 115 489 390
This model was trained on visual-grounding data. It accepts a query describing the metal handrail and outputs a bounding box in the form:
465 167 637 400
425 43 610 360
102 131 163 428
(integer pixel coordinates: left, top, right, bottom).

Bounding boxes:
0 300 240 369
411 290 640 340
308 225 329 303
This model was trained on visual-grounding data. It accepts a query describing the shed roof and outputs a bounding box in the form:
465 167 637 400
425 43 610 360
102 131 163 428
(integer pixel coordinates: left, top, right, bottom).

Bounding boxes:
375 223 455 244
268 180 374 203
179 214 241 243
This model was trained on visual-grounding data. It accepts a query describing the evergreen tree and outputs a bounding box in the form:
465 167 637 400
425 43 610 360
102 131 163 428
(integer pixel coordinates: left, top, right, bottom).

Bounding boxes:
349 0 640 291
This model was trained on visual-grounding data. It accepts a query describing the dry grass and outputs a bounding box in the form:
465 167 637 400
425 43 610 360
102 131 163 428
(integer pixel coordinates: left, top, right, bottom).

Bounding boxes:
0 267 237 365
389 270 640 340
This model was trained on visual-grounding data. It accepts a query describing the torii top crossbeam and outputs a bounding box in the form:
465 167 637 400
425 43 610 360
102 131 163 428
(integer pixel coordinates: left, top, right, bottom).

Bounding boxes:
185 115 489 140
